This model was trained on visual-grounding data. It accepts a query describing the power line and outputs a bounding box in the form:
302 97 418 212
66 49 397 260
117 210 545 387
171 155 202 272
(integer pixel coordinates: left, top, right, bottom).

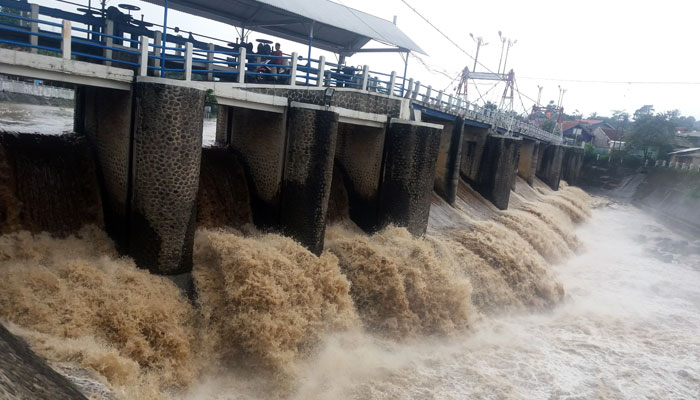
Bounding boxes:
399 0 496 74
519 76 700 85
398 0 545 106
514 79 532 116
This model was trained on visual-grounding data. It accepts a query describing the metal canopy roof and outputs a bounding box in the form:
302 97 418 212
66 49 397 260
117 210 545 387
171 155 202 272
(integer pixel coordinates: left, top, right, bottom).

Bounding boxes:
143 0 426 55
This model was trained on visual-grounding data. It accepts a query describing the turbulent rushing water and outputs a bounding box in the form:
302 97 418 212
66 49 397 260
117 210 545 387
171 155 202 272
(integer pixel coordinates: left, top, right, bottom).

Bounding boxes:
1 108 699 399
265 204 700 400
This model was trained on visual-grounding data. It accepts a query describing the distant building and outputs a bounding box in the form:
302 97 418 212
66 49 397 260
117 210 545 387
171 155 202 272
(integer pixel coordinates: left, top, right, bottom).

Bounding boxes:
562 120 628 151
675 131 700 147
668 148 700 165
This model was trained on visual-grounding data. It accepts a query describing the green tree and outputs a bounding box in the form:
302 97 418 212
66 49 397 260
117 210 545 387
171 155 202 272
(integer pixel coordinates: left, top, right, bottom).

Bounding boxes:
633 105 654 120
627 105 674 160
484 101 498 111
611 110 630 132
541 119 556 133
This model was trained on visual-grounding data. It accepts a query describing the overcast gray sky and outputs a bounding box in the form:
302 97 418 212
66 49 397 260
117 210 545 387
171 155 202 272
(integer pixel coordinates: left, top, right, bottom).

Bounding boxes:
38 0 700 118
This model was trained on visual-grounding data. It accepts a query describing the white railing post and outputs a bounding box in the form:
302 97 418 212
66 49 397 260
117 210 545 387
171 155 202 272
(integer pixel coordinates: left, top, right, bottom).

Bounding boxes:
237 47 246 84
104 19 114 66
423 85 431 103
290 51 298 86
361 65 369 91
152 30 162 70
207 43 215 81
316 55 325 87
29 4 39 54
184 42 193 81
61 20 71 60
411 81 421 100
436 90 443 108
139 36 149 76
404 78 414 98
388 71 397 96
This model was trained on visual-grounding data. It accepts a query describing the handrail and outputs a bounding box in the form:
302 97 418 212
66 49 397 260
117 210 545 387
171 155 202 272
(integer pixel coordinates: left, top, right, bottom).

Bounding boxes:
0 2 563 143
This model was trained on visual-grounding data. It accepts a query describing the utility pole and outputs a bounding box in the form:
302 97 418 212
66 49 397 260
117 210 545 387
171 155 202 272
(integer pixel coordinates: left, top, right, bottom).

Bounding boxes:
469 33 488 72
536 85 543 107
497 31 506 74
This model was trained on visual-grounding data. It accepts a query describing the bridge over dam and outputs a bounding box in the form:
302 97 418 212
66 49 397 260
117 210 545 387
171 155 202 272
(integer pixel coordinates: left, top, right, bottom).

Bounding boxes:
0 1 584 282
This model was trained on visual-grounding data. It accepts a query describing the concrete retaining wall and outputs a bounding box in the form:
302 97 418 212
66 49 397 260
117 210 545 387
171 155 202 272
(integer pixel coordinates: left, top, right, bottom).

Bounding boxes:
77 86 132 249
562 146 584 185
379 119 442 235
0 78 74 100
460 126 490 183
431 117 464 205
244 87 404 117
333 122 386 231
227 106 287 228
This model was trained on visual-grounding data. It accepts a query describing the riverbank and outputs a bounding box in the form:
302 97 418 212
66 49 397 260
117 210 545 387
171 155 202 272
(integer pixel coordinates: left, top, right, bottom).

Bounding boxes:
633 168 700 233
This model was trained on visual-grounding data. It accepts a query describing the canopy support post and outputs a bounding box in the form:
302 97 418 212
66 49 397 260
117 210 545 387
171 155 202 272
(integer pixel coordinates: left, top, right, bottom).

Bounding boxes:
306 21 314 86
160 0 169 77
401 51 409 97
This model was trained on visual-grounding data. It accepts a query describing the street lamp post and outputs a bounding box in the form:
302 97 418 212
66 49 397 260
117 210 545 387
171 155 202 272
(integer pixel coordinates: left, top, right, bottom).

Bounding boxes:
469 33 488 72
502 39 517 73
497 31 506 74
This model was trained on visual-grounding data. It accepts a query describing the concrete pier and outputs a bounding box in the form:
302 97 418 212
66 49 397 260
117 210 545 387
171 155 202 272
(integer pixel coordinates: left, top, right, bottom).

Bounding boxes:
279 104 339 254
536 144 565 190
517 138 539 186
129 82 204 275
378 119 442 235
473 135 521 210
432 117 464 205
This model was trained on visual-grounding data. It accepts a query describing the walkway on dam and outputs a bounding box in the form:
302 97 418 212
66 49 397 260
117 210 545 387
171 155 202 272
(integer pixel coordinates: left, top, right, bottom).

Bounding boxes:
0 0 561 143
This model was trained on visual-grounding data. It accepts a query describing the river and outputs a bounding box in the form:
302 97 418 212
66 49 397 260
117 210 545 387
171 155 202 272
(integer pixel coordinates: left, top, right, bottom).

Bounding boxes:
181 203 700 400
1 102 699 400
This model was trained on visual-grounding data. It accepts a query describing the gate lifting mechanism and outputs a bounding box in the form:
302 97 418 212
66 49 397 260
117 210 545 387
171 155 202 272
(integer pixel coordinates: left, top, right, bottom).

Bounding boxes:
457 67 516 133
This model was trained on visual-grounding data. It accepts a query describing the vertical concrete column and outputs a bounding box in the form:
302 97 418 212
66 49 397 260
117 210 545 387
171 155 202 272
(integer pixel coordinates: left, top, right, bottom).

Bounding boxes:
130 82 204 275
379 119 442 236
73 86 86 134
432 117 464 205
228 107 287 228
474 135 521 210
562 146 584 185
459 125 490 183
517 138 540 186
77 86 133 250
215 105 232 146
280 103 339 254
333 122 386 231
536 144 565 190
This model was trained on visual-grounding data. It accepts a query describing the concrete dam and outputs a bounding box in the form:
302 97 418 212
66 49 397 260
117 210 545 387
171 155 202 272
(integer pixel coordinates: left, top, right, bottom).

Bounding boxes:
0 2 610 399
1 76 584 278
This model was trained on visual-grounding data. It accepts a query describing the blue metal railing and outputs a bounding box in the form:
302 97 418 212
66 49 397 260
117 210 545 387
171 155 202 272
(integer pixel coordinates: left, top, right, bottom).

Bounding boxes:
0 1 563 142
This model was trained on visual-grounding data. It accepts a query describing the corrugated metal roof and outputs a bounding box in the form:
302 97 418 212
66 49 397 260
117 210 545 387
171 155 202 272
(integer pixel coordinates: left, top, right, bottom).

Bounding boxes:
144 0 425 55
668 147 700 155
